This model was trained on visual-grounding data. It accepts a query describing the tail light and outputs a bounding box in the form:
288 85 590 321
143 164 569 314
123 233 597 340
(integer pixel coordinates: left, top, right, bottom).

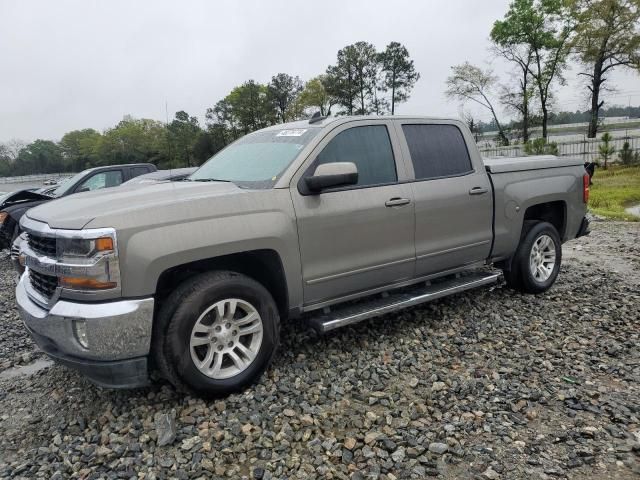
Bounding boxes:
583 174 590 203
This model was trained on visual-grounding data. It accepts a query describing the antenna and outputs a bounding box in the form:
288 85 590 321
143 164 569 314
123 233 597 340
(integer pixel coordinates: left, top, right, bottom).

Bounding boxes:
165 100 173 180
309 111 328 124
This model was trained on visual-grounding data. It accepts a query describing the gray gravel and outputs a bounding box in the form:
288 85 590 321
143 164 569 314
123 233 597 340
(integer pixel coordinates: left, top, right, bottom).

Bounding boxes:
1 222 639 479
0 254 39 371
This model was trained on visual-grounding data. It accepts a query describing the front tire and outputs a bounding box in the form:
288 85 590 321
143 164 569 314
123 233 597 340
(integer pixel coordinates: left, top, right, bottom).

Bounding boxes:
504 221 562 294
153 271 280 397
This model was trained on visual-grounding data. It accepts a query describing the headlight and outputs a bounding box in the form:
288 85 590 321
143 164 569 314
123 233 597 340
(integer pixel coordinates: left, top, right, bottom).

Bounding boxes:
56 229 120 292
57 235 114 263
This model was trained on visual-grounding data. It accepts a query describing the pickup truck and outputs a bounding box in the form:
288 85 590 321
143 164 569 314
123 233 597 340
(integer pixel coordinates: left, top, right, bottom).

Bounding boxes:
0 163 156 250
16 116 590 397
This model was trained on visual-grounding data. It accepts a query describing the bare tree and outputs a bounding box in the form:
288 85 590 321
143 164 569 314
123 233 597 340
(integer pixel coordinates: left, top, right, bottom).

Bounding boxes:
445 62 509 145
492 43 535 142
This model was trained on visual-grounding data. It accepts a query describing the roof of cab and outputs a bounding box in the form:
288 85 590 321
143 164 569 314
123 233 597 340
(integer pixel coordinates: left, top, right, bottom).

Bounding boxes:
262 115 462 132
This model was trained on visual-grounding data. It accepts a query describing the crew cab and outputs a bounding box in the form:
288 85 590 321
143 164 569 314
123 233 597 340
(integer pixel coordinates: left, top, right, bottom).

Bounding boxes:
0 163 156 249
15 116 589 396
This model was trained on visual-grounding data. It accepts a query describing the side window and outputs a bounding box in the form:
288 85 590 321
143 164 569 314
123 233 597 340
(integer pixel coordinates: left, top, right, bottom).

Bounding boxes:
77 170 123 192
130 166 149 179
402 124 473 180
315 125 397 187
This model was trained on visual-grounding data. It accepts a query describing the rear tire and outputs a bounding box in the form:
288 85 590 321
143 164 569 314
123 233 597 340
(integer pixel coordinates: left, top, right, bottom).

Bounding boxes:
153 271 280 397
503 221 562 294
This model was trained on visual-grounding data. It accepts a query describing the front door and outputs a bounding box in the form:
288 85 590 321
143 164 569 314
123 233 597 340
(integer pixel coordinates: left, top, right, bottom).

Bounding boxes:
291 121 415 307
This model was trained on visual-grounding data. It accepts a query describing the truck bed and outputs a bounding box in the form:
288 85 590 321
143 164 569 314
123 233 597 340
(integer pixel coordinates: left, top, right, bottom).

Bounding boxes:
484 154 587 263
483 155 584 173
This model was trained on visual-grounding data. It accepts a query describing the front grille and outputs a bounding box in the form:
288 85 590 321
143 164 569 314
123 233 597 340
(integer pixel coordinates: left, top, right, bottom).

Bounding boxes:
29 270 58 299
10 242 20 260
27 233 56 257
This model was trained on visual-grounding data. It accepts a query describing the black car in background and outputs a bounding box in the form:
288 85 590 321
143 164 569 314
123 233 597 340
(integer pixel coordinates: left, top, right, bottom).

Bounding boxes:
0 163 156 249
121 167 197 185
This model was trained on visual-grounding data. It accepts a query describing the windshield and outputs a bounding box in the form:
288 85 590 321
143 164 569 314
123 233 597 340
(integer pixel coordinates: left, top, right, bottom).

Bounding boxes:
190 127 320 188
51 171 90 197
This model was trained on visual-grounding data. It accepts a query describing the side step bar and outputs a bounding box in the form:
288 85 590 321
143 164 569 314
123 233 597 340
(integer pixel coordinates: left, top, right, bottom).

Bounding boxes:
308 271 502 333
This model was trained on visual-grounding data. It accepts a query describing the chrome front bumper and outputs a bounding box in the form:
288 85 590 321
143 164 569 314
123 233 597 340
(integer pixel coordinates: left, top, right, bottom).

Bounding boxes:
16 275 155 387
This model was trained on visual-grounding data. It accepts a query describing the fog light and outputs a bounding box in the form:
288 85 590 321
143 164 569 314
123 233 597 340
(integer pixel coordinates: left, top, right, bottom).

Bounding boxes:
73 320 89 349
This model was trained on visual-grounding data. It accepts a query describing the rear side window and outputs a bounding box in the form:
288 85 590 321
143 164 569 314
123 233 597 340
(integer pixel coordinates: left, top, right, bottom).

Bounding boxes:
130 166 150 179
315 125 397 187
402 124 473 180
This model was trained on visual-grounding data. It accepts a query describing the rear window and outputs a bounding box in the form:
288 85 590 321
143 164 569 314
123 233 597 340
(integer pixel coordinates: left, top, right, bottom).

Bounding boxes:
130 166 150 179
402 124 473 180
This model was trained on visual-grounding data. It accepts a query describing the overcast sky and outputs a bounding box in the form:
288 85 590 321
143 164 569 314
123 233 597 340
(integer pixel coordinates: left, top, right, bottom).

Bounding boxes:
1 0 639 143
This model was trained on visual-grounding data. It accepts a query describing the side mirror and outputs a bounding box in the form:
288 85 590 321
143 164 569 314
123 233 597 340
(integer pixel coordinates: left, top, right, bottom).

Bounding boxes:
305 162 358 193
76 187 90 193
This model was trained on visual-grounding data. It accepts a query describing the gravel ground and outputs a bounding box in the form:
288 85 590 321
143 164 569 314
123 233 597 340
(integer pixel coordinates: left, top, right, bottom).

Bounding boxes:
0 221 639 479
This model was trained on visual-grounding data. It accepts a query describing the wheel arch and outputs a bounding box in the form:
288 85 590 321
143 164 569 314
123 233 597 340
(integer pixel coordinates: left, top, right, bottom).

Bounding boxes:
522 200 566 240
496 200 566 272
155 249 290 320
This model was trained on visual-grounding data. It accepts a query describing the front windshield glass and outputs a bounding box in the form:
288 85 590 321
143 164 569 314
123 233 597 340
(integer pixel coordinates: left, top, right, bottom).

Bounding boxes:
51 170 90 197
190 127 320 188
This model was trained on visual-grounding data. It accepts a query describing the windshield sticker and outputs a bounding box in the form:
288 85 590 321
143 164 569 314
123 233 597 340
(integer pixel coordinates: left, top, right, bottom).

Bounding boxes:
276 129 307 137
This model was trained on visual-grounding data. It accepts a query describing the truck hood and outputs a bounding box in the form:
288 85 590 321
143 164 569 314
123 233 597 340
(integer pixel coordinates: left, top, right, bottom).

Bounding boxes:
27 181 242 229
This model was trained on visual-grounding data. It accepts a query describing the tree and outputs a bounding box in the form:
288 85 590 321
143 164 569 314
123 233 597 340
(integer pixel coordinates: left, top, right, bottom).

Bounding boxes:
97 116 167 167
460 109 482 141
167 111 201 167
226 80 277 134
192 130 226 165
205 98 240 143
59 128 102 171
618 141 639 164
14 140 64 175
326 42 379 115
500 80 535 142
445 62 509 145
268 73 303 123
492 0 574 139
598 131 615 168
2 139 27 162
0 144 14 177
490 35 535 142
570 0 640 138
524 137 559 155
298 76 338 116
379 42 420 114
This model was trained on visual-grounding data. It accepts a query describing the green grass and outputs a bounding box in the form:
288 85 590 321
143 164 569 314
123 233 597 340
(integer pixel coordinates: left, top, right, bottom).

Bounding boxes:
589 165 640 221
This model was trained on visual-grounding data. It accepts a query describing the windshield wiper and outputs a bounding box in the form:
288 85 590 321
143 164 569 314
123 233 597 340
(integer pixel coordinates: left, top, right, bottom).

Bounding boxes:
190 178 233 183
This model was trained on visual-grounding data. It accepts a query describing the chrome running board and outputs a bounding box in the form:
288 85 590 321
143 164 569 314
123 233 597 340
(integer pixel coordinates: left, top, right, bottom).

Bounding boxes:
307 271 502 333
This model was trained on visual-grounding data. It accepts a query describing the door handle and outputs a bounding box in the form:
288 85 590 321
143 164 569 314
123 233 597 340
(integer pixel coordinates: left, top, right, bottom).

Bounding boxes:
469 187 489 195
385 197 411 207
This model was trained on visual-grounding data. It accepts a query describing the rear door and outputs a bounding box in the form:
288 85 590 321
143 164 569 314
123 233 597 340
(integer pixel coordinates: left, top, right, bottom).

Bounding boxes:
291 120 415 307
395 120 492 276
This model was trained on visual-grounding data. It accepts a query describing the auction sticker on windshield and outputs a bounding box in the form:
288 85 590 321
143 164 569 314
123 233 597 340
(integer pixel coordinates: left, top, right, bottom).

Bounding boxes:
276 129 307 137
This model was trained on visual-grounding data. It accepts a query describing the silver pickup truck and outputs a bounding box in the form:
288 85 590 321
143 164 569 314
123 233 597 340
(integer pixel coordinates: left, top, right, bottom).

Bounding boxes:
16 116 590 396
